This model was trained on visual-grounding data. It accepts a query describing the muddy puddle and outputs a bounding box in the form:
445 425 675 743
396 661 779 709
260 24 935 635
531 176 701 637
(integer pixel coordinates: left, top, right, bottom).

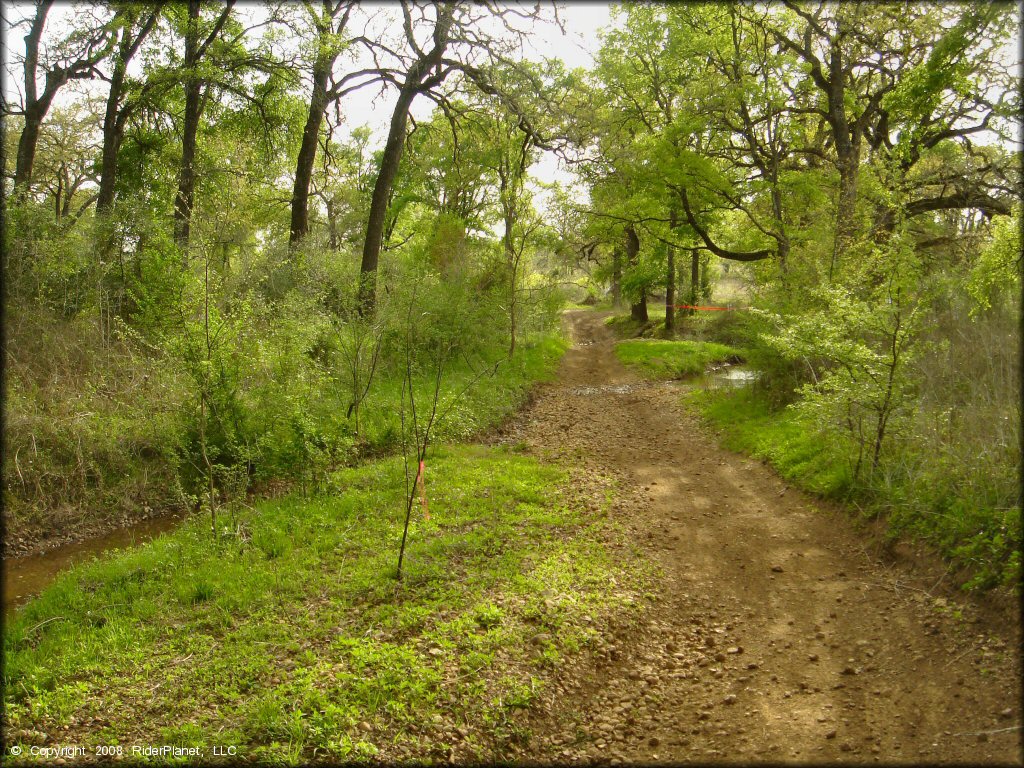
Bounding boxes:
660 364 761 392
706 365 760 387
569 383 640 396
3 513 185 615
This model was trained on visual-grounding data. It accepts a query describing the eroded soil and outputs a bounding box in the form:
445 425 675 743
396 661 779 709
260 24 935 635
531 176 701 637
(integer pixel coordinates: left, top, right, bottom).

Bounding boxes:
502 310 1022 765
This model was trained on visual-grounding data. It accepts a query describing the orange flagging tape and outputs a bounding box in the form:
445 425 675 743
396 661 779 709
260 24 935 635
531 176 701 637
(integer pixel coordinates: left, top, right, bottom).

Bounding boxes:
416 460 429 520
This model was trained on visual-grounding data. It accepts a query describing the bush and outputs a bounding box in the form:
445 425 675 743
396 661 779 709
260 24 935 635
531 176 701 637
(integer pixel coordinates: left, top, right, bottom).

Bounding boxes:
3 216 568 547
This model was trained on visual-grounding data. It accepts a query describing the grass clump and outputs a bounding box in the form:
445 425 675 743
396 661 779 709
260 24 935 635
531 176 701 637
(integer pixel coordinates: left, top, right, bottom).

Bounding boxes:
359 333 568 451
603 305 667 339
3 445 649 763
614 339 743 380
3 305 191 547
688 387 853 498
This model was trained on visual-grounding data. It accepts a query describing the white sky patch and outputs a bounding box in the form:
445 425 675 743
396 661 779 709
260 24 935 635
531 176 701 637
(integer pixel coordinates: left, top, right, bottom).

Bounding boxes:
525 3 613 215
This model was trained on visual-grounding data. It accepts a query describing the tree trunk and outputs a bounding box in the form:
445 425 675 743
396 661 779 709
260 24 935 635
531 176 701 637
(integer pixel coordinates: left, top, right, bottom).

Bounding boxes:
357 85 418 315
625 223 647 323
289 62 330 247
13 1 50 194
173 0 202 258
825 35 860 275
95 134 123 214
700 253 710 301
508 268 517 358
326 195 339 250
664 244 675 335
871 203 899 245
503 201 517 357
689 248 699 314
97 9 158 214
828 150 859 281
664 209 679 333
96 64 126 214
14 108 45 194
54 175 63 222
770 179 790 274
835 151 859 243
611 248 622 307
14 1 120 195
357 4 453 316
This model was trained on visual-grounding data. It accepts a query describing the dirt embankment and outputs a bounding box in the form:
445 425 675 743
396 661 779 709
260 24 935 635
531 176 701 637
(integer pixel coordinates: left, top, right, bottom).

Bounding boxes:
501 310 1021 764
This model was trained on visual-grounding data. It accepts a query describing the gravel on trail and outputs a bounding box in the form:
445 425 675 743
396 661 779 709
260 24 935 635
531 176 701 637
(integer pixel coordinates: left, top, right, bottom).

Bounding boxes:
498 310 1021 765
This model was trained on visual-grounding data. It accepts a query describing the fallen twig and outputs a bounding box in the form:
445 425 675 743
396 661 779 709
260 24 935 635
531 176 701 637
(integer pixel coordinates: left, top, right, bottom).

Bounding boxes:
943 643 980 669
929 563 953 593
26 616 66 635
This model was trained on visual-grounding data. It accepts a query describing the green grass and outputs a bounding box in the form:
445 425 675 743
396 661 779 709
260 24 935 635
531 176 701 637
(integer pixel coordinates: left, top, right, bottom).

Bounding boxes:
614 339 743 380
4 446 650 764
4 326 568 548
688 387 853 498
603 305 666 339
359 333 568 452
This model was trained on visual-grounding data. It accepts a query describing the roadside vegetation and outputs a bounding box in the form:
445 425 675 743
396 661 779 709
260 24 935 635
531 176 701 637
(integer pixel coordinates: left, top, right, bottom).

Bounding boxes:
689 274 1021 590
5 294 566 552
3 3 594 754
606 283 1021 589
2 0 1020 759
4 445 650 762
2 1 573 553
559 2 1020 593
602 305 668 339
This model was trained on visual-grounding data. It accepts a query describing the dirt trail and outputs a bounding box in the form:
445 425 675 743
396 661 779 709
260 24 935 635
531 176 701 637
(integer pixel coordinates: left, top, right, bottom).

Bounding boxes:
505 310 1021 764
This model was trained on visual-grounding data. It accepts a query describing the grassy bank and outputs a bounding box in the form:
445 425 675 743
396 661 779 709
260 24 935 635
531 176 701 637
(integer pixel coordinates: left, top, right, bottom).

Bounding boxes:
3 301 568 553
359 334 568 449
603 306 666 339
4 445 650 764
690 384 1020 589
613 339 742 380
688 387 854 498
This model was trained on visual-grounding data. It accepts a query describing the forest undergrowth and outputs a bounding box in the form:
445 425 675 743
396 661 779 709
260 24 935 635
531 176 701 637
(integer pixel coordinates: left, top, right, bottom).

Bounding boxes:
4 235 567 555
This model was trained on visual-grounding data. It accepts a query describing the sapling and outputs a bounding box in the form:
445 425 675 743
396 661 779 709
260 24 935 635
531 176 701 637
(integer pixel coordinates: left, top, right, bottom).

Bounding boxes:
394 284 501 580
336 310 386 440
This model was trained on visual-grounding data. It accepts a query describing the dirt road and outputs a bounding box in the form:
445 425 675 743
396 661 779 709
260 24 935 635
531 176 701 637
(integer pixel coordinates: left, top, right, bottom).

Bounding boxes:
505 310 1021 764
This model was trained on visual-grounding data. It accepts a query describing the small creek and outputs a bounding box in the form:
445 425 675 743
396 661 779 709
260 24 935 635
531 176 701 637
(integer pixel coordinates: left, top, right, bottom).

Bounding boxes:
3 513 184 615
661 364 761 392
